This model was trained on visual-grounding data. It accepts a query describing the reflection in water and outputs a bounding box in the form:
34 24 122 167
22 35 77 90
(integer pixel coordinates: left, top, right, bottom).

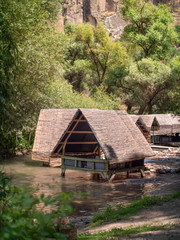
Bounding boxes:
1 155 180 216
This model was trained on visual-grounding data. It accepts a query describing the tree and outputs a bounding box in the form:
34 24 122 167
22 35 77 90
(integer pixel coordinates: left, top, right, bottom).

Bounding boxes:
120 0 177 60
70 22 127 87
0 6 17 151
0 0 65 152
123 58 173 114
164 55 180 113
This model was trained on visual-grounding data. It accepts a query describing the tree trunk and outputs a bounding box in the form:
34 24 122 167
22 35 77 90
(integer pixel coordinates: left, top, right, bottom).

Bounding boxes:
125 99 132 112
147 102 153 114
138 105 146 115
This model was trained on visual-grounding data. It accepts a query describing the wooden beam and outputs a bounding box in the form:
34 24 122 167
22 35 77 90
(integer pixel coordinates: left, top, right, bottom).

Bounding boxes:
51 152 97 157
57 114 83 153
61 155 107 163
59 142 98 145
66 131 93 134
73 119 86 122
93 145 99 154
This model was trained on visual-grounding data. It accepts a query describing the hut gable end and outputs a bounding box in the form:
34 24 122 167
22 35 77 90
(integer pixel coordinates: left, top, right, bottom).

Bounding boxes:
52 109 104 158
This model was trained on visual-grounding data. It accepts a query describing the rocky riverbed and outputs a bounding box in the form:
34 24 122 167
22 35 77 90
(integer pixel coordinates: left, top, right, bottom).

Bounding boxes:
145 147 180 174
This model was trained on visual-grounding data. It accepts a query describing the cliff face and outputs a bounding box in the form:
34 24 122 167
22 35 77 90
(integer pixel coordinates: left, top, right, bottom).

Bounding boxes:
62 0 127 39
60 0 180 38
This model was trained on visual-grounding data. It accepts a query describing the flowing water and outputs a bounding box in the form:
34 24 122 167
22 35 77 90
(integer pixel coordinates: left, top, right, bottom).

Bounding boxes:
1 155 180 217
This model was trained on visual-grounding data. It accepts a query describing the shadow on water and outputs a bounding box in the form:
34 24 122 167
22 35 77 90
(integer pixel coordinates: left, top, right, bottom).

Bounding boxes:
1 155 180 216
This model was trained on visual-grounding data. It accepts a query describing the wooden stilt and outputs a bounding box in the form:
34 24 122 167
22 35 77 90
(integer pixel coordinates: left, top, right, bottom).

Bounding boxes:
109 173 116 183
61 168 66 177
100 172 110 181
127 170 130 178
140 169 145 178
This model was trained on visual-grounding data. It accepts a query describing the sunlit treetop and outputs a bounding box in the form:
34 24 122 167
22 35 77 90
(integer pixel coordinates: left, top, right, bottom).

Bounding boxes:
120 0 178 60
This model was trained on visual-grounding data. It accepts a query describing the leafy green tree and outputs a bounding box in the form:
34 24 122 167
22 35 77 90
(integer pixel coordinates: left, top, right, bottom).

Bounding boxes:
70 22 127 87
0 6 18 152
0 9 17 119
120 0 177 60
175 25 180 48
0 0 65 152
163 55 180 113
122 58 173 114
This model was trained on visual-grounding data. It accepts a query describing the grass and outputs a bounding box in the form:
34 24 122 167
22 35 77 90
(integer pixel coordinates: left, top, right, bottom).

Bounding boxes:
78 223 177 240
90 191 180 227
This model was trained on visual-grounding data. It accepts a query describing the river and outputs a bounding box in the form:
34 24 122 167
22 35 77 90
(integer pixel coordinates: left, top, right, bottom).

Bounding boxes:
1 155 180 219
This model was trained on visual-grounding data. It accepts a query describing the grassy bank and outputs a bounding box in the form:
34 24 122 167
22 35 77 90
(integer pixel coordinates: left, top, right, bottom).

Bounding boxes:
90 191 180 227
78 223 177 240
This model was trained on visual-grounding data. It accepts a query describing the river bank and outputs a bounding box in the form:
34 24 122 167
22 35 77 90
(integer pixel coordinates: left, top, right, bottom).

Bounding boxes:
78 197 180 239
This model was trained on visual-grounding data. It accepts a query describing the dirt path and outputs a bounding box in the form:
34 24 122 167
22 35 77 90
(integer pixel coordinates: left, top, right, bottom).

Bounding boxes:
78 199 180 239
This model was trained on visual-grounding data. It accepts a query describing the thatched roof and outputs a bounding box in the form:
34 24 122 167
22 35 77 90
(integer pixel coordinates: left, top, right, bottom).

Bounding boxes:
139 115 158 131
53 109 153 164
138 114 180 135
130 115 149 132
171 114 180 134
129 115 140 123
151 114 173 135
32 109 77 162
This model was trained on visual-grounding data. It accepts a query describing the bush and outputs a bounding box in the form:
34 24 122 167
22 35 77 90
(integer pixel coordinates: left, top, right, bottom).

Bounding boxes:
0 171 75 239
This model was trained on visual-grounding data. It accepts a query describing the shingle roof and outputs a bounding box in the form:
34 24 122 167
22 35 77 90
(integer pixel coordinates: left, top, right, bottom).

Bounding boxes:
53 109 154 164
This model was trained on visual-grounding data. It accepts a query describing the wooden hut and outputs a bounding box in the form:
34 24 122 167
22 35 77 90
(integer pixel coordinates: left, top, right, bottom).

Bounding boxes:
139 115 160 143
130 115 151 143
139 114 180 145
171 114 180 134
51 109 154 180
151 114 180 145
171 114 180 145
32 109 77 167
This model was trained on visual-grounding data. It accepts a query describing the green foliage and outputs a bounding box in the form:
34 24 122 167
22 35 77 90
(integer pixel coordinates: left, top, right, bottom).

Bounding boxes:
0 0 65 153
0 170 74 239
91 191 180 227
175 25 180 45
78 223 176 240
64 21 76 35
0 7 17 128
121 58 173 114
120 0 177 60
164 55 180 113
66 22 127 87
48 79 121 110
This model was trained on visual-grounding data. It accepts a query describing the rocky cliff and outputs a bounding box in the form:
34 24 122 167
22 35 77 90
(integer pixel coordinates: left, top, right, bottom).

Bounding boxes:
57 0 180 38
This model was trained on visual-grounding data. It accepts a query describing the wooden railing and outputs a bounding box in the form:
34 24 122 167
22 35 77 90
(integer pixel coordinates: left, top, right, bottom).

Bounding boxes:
60 155 108 173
